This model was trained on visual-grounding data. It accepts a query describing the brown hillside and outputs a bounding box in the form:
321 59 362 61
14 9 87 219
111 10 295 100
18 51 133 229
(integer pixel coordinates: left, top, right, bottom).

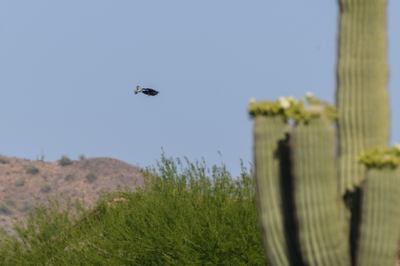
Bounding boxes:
0 155 143 234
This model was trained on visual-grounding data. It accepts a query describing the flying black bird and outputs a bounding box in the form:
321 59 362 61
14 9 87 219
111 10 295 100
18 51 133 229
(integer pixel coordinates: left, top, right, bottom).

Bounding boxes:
135 86 159 96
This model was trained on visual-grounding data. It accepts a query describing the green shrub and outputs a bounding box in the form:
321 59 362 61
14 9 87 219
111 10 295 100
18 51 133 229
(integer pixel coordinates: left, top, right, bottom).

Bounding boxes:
40 184 51 193
21 201 35 213
26 166 40 175
85 171 98 183
58 155 73 166
0 203 12 215
0 155 266 265
4 198 16 207
64 174 75 181
15 179 25 187
0 156 10 164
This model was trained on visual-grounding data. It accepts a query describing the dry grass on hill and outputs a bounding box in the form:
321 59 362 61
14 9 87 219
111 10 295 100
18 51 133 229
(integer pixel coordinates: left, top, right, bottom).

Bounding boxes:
0 155 143 235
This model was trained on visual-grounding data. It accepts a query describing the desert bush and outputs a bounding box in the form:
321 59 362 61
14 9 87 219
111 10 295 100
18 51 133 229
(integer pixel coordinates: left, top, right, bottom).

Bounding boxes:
85 171 98 183
58 155 73 166
79 154 86 160
4 198 16 207
64 174 75 181
26 166 40 175
40 184 51 193
15 179 25 187
0 156 10 164
21 201 36 213
0 203 12 215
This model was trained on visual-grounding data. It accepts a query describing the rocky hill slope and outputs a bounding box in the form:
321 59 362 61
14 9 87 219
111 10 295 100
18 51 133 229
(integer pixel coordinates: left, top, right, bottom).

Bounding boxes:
0 155 143 234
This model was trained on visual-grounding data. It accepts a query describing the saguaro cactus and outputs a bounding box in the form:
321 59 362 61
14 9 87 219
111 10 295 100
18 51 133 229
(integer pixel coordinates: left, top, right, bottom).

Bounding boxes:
336 0 390 192
249 0 398 265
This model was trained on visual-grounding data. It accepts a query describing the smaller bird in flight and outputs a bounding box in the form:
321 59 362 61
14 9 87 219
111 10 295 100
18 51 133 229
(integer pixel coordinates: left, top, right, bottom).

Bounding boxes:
135 86 159 96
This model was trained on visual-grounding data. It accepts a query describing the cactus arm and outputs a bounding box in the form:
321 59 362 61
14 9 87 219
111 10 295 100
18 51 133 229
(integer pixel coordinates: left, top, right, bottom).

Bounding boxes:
336 0 390 193
253 115 300 266
355 148 400 266
355 167 400 266
292 115 350 266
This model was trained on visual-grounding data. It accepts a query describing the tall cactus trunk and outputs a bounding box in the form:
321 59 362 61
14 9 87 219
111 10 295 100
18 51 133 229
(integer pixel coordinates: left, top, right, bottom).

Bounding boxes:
336 0 390 193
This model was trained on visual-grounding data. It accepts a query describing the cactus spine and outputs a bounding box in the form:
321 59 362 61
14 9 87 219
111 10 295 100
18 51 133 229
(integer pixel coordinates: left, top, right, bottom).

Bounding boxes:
336 0 390 192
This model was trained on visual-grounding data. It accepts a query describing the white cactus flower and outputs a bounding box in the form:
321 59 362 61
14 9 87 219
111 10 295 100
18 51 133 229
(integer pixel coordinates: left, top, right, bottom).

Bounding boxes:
278 97 290 109
306 92 313 98
287 96 296 102
394 143 400 151
249 98 256 104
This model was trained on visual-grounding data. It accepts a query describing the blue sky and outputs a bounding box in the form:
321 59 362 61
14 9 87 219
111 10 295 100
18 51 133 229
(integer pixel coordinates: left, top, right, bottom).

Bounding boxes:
1 2 399 177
